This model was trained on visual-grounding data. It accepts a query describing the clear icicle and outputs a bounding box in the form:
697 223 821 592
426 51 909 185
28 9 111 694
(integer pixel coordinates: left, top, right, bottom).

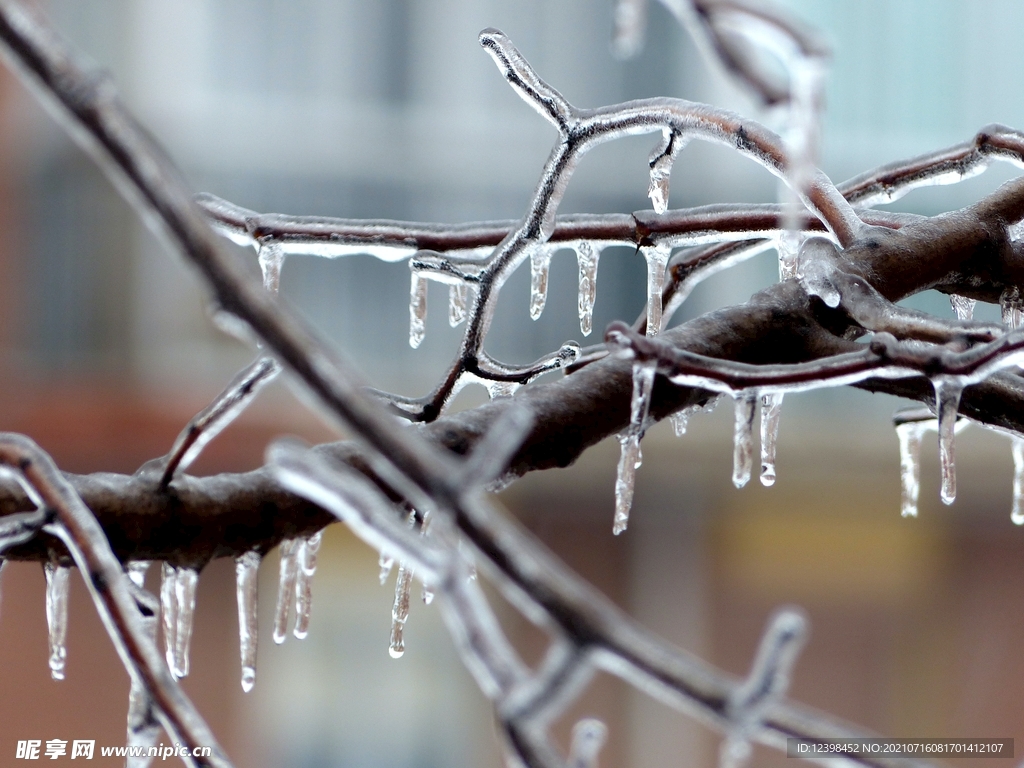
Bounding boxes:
1001 287 1023 329
485 380 520 400
293 531 322 640
235 551 260 692
44 563 70 681
448 282 468 327
732 393 757 489
950 294 976 322
257 241 284 294
1013 438 1024 525
389 563 413 658
648 158 672 215
529 248 552 320
378 552 394 585
759 393 784 487
933 378 962 505
575 241 600 336
273 538 300 644
641 245 670 336
896 422 926 518
669 409 690 436
776 231 802 282
172 568 198 679
409 271 427 348
569 719 608 768
125 565 160 765
613 361 656 535
160 563 177 674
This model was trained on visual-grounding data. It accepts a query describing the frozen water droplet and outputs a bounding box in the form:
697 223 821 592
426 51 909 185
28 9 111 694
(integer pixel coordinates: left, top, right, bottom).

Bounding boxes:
294 531 322 640
575 242 600 336
235 551 260 692
485 380 520 400
669 409 690 436
933 377 962 505
760 393 784 486
776 231 802 282
126 561 150 589
44 563 69 681
1013 438 1024 525
950 294 976 322
1001 287 1023 329
569 719 608 768
389 564 413 658
409 271 427 348
422 584 435 604
160 563 177 674
257 241 284 294
641 245 670 336
530 249 552 320
448 282 469 327
172 568 198 679
732 393 757 488
896 421 926 518
378 553 394 585
273 538 299 645
798 239 841 308
613 361 656 534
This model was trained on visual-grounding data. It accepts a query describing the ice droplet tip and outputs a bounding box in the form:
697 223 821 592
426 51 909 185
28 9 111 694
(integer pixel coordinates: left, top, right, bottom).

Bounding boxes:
241 667 256 693
389 646 404 659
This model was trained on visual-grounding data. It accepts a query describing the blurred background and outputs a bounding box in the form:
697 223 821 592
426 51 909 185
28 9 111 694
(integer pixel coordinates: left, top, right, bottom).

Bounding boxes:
0 0 1022 766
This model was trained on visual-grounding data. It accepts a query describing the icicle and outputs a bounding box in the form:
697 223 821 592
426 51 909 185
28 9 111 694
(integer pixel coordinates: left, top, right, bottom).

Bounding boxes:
575 241 600 336
378 552 394 585
44 562 70 681
1012 438 1024 525
529 248 552 320
569 719 608 768
776 231 802 282
950 294 976 322
273 538 300 644
641 244 670 336
933 377 962 505
1001 287 1023 329
160 563 177 674
759 393 784 487
669 409 691 436
409 271 427 348
485 380 520 400
293 531 322 640
448 282 468 327
172 568 198 679
732 393 757 488
389 563 413 658
235 551 260 692
895 422 926 517
257 241 284 294
126 561 150 589
613 360 656 535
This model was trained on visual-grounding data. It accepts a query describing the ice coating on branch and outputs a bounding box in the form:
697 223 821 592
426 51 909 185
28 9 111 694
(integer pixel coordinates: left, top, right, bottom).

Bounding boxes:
950 294 976 322
896 422 926 518
1000 287 1023 329
1013 438 1024 525
760 393 784 486
449 282 468 327
235 551 260 692
172 567 198 679
389 563 413 658
613 361 656 535
378 552 394 585
293 531 322 640
44 562 69 681
409 271 427 348
569 719 608 768
732 393 757 488
257 241 284 294
933 377 962 505
530 248 552 320
575 241 600 336
485 380 520 400
722 609 808 768
647 128 685 214
274 538 300 644
125 563 160 764
642 244 670 336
